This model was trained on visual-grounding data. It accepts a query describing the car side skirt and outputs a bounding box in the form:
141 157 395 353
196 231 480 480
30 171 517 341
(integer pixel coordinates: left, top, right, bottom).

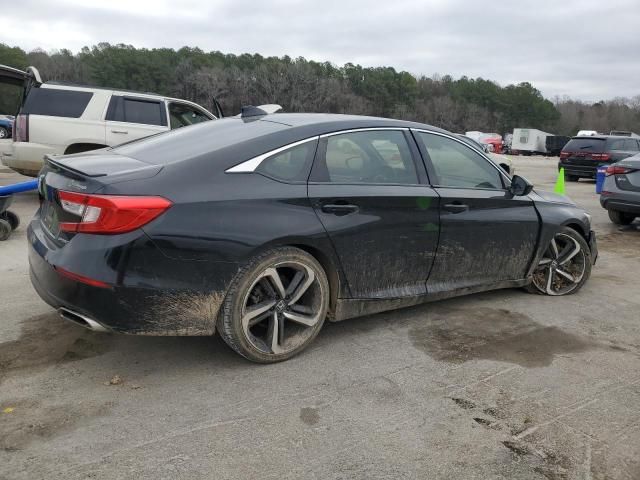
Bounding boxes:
331 278 530 322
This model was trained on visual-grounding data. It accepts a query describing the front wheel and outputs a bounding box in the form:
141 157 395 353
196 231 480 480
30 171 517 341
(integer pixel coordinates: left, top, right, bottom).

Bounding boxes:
526 227 591 296
0 127 8 139
608 209 635 225
217 247 329 363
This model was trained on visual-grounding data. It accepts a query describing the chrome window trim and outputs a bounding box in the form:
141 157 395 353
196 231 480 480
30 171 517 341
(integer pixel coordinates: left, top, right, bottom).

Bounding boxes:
410 128 512 187
226 136 319 173
319 127 409 138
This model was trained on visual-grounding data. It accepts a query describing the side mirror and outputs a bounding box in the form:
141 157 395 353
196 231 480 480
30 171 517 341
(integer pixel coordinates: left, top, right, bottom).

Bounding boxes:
509 175 533 196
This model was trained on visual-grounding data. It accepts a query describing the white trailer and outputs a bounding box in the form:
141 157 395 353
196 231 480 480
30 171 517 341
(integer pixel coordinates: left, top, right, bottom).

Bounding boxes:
511 128 551 155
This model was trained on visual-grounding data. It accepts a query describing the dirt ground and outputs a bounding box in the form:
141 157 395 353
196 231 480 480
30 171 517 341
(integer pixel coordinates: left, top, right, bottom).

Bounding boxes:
1 152 639 480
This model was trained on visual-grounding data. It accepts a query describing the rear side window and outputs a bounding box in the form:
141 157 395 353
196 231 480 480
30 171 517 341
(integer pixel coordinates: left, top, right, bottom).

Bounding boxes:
22 88 92 118
257 140 317 182
315 130 418 184
563 138 605 153
106 96 167 126
624 139 639 151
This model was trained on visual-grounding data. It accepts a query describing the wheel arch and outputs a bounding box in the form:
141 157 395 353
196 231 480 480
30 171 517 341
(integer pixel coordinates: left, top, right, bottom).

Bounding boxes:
64 143 108 155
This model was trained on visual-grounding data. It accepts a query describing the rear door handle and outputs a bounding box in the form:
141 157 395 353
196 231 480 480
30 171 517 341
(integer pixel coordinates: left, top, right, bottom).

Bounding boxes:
111 130 129 134
320 203 359 216
442 203 468 214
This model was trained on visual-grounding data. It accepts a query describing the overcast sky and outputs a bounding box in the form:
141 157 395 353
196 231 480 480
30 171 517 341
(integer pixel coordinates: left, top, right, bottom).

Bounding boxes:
1 0 639 101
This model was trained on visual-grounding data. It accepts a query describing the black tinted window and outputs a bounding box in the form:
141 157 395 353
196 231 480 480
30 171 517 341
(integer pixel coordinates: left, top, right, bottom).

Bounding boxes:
257 140 317 182
22 88 92 118
563 138 605 153
419 133 503 189
607 138 627 150
319 131 418 184
107 96 166 126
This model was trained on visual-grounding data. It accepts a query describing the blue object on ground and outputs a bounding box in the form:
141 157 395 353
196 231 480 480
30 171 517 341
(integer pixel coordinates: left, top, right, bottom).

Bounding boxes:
0 179 38 196
595 166 608 194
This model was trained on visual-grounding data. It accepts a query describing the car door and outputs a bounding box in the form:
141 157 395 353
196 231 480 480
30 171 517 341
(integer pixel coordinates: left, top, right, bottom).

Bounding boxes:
104 95 169 146
413 130 539 293
308 128 440 299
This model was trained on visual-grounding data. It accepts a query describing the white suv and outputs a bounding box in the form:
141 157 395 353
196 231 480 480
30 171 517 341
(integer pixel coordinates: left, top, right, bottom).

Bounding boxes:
0 65 222 176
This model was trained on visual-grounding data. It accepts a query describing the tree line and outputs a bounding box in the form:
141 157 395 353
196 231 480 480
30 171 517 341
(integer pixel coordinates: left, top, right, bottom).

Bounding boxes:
1 42 639 136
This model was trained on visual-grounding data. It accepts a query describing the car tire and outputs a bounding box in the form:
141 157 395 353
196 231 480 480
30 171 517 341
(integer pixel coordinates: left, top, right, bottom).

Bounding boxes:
217 246 330 363
525 226 591 296
566 174 579 182
0 127 8 139
607 209 635 225
0 210 19 230
0 219 12 241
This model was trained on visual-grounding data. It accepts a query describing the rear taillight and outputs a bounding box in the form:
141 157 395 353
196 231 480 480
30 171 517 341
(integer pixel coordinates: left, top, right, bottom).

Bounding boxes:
605 166 634 176
14 114 28 142
559 151 569 159
590 153 610 161
57 191 172 234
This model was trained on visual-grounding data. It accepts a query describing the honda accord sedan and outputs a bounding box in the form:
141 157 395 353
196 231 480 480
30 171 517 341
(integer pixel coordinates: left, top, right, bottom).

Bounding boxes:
29 111 597 362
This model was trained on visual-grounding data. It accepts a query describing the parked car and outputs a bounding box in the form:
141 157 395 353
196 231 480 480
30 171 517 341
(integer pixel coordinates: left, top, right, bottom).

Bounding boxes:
0 115 13 139
455 133 515 175
511 128 551 155
559 135 640 181
600 155 640 225
545 135 570 156
609 131 640 138
0 64 222 176
29 112 597 363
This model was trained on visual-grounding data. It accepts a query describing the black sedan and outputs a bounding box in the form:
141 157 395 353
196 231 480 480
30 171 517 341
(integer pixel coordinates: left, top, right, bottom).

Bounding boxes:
29 112 597 362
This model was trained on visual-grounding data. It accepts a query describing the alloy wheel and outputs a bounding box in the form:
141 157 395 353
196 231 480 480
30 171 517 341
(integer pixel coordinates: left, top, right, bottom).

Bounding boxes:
531 233 586 295
240 261 324 355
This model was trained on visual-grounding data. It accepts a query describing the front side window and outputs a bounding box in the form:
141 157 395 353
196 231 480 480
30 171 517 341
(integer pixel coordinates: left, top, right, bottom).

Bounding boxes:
257 140 317 182
418 132 504 190
106 96 166 126
318 130 418 184
168 102 212 129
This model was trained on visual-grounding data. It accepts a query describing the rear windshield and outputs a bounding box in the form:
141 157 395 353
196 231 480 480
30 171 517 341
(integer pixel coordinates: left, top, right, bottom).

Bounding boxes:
563 138 605 153
22 88 92 118
113 117 289 165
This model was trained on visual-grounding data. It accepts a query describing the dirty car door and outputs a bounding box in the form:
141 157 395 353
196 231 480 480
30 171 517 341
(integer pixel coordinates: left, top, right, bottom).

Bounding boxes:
308 129 439 299
414 130 539 293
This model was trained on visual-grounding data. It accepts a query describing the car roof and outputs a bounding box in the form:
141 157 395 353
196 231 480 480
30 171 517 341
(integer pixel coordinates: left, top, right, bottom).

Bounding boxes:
243 112 444 132
44 81 162 97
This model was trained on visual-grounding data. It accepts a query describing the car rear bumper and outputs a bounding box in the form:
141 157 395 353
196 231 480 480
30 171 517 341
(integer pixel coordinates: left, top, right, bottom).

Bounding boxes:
28 218 236 336
600 195 640 214
558 161 599 178
1 142 60 176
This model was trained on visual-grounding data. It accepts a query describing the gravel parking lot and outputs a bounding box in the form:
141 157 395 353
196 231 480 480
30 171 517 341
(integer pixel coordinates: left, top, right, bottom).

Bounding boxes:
1 152 639 480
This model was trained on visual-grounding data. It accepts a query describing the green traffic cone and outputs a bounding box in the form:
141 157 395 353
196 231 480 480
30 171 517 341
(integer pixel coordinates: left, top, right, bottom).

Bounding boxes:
554 167 566 195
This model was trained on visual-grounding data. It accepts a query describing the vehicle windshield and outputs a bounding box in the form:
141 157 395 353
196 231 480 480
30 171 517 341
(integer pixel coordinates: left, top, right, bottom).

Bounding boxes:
563 138 605 152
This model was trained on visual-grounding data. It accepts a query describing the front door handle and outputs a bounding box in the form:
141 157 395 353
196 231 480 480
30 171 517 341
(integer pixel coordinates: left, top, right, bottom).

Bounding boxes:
111 130 129 134
442 203 469 214
320 203 359 216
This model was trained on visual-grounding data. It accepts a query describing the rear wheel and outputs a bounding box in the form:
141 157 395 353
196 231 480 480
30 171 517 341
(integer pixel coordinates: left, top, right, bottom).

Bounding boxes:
608 209 635 225
526 227 591 296
217 247 329 363
0 127 8 139
565 174 579 182
0 219 11 241
0 210 19 230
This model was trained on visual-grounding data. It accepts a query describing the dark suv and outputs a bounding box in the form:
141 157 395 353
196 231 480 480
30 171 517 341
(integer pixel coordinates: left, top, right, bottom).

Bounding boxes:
559 136 640 181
